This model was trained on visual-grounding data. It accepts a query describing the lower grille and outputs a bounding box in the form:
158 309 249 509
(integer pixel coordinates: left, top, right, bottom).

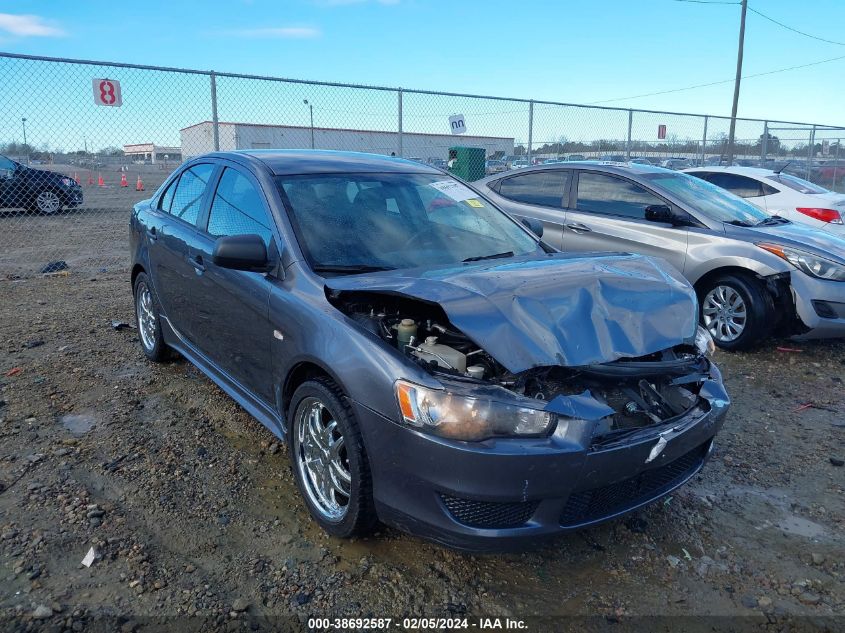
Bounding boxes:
440 494 538 529
560 442 709 527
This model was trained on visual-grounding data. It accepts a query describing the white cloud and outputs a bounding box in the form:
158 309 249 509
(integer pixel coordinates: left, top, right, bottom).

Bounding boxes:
230 26 321 38
0 13 65 37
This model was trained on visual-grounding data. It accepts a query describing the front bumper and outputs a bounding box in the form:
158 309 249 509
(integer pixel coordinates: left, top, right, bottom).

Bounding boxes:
790 270 845 339
64 187 83 207
355 371 729 552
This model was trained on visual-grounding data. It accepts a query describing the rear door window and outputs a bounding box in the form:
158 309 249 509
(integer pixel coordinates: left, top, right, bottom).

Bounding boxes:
168 163 215 225
497 171 570 207
576 172 664 220
704 173 764 199
158 178 178 213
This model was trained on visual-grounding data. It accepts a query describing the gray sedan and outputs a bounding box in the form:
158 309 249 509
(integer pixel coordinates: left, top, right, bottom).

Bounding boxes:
479 162 845 350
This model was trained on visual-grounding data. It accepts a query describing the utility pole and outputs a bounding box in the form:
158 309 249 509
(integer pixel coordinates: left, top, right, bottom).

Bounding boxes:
726 0 747 165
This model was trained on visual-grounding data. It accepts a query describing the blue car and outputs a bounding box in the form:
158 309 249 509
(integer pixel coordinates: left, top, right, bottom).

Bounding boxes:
130 150 729 550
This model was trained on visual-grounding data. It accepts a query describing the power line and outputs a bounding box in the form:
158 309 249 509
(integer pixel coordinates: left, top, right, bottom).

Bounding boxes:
590 53 845 104
747 6 845 46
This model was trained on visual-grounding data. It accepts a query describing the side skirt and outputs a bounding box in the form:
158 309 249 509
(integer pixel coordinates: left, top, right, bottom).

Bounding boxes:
159 315 286 441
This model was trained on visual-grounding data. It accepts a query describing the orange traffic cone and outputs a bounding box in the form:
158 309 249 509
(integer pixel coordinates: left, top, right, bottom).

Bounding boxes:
97 173 105 187
135 175 144 191
87 173 94 186
120 173 128 187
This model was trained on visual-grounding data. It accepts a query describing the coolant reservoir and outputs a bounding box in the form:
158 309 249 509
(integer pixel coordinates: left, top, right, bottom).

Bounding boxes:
413 336 467 372
396 319 417 351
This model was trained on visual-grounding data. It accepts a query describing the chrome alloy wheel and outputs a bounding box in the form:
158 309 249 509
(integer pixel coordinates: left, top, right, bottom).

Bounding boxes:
702 284 747 343
35 190 61 214
136 281 157 352
294 397 351 521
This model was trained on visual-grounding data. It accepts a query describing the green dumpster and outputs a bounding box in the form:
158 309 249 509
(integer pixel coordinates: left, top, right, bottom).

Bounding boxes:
447 146 486 182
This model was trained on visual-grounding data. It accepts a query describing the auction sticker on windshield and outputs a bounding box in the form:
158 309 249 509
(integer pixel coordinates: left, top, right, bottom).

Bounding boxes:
466 198 485 208
429 180 477 202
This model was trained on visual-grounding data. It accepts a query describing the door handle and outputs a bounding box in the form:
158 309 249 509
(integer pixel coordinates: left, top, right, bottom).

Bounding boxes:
145 226 157 242
189 255 206 273
566 223 593 233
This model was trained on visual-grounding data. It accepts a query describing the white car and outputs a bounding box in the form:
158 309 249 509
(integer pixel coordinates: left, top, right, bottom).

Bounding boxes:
685 166 845 237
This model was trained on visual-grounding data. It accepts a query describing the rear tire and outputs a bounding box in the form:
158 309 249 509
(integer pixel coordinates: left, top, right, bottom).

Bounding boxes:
288 378 377 538
133 272 170 362
698 273 774 351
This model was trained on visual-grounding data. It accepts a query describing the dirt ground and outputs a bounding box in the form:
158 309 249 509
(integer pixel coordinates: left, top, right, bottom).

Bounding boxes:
0 272 844 632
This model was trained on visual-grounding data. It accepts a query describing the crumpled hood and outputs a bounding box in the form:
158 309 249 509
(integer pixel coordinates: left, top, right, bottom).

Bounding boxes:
325 252 697 372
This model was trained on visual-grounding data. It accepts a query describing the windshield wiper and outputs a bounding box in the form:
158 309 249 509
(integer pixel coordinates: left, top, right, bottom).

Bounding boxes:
755 215 789 226
462 251 514 263
725 220 753 227
311 264 395 275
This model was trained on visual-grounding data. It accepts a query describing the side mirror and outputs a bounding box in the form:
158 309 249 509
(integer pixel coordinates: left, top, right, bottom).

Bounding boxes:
644 204 676 224
211 234 271 272
521 217 544 238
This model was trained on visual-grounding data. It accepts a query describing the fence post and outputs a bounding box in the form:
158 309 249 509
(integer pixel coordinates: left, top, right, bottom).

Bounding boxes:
210 71 220 152
626 110 633 160
833 139 840 191
527 100 534 164
701 116 708 165
397 88 403 158
761 121 768 160
807 125 816 180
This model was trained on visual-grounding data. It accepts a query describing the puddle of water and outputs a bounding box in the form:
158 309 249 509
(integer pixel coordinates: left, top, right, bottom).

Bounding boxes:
60 412 96 435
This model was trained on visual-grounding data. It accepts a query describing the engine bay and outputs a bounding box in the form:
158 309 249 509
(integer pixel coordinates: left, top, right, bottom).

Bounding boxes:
330 290 712 444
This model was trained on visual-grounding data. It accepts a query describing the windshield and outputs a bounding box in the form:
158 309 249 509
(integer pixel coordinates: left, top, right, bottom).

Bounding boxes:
646 171 770 226
767 173 829 195
277 172 540 273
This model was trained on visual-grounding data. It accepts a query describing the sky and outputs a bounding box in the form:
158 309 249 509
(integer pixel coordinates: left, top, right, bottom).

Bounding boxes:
2 0 845 152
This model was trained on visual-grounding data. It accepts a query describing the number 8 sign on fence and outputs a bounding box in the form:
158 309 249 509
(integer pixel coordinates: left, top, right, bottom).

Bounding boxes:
92 78 122 107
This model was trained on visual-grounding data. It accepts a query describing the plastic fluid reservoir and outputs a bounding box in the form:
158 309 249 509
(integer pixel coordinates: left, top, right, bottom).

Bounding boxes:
466 365 485 379
415 336 467 372
396 319 417 351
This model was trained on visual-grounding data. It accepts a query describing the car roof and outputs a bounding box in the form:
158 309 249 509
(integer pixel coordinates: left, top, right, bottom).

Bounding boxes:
199 149 441 176
684 165 776 178
475 160 678 186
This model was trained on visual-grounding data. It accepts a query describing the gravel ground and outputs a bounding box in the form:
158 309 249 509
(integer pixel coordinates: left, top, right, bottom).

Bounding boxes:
0 272 843 632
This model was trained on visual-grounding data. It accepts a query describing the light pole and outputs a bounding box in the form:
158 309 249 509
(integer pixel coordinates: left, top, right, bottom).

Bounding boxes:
303 99 314 149
21 117 28 165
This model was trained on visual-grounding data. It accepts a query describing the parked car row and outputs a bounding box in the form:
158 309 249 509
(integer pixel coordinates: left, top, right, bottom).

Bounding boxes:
479 161 845 351
131 150 729 551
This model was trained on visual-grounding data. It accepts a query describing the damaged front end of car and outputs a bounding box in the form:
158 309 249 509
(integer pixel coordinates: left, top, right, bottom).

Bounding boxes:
328 288 726 451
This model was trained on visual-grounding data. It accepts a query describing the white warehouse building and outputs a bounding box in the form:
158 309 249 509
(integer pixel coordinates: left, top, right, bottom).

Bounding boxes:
180 121 514 162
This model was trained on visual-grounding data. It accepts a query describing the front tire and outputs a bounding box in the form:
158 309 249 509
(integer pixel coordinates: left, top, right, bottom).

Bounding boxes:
288 378 377 538
699 273 775 351
133 272 170 361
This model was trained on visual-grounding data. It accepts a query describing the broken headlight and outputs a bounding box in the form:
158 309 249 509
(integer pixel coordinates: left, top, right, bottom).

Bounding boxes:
758 243 845 281
395 380 555 441
693 325 715 357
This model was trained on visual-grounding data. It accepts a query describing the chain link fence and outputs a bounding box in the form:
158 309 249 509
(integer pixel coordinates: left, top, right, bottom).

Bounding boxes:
2 51 844 278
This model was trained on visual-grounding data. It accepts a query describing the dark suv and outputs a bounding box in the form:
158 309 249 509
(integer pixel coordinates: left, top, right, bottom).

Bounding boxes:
130 150 729 550
0 155 83 214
